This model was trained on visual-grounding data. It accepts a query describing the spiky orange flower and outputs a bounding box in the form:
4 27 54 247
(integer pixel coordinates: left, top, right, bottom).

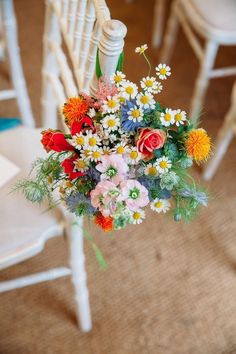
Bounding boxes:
185 128 211 163
62 97 89 126
95 213 113 232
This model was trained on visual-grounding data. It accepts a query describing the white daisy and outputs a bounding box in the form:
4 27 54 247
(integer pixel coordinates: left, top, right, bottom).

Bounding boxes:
80 149 91 161
135 44 148 54
70 132 86 150
89 148 103 162
127 105 144 122
84 131 101 150
130 209 146 224
110 71 126 86
140 76 162 94
160 108 175 127
136 92 155 109
150 198 170 213
102 146 112 155
119 80 138 100
73 158 89 173
156 63 171 80
174 109 187 126
126 147 141 165
102 114 120 132
114 142 127 155
144 163 159 177
102 95 120 113
155 156 172 174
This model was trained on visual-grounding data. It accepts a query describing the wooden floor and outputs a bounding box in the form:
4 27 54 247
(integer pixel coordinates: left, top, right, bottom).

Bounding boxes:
0 1 236 353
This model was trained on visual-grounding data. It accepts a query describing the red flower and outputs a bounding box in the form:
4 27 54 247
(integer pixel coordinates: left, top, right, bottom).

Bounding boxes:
136 127 166 160
71 115 95 135
61 155 85 180
41 130 74 153
94 212 113 232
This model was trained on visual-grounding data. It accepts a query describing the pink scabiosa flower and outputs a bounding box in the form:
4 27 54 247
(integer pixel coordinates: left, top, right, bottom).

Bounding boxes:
118 179 149 211
90 180 120 216
96 154 128 183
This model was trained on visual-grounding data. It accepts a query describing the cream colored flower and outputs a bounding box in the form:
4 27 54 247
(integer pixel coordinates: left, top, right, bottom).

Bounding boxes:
135 44 148 54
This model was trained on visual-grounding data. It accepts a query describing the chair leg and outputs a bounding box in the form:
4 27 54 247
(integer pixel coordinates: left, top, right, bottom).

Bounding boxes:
66 214 92 332
190 40 218 124
152 0 165 48
2 0 34 127
160 0 179 63
203 109 236 181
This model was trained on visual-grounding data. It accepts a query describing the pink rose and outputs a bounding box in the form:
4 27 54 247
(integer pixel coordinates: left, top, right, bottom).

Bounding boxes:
136 128 166 160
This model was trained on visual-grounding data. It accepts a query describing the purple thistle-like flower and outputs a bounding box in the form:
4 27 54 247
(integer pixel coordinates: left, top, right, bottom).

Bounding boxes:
179 187 208 207
66 193 96 216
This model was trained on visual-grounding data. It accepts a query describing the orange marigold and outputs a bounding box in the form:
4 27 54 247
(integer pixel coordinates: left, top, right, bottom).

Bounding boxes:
185 128 211 163
62 97 89 126
95 213 113 232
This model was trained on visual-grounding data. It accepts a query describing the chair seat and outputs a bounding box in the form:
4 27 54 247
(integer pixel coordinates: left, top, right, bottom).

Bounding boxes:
0 127 63 270
181 0 236 44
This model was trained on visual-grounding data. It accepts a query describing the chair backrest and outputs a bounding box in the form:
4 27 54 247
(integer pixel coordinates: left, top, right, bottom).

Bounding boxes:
42 0 127 130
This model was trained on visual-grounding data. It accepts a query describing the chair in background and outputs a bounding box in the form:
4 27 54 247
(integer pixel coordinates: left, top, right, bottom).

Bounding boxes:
0 0 127 332
160 0 236 123
0 0 34 127
152 0 167 48
203 81 236 181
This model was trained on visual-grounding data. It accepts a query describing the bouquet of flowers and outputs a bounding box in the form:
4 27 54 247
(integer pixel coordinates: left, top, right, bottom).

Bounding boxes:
18 45 211 233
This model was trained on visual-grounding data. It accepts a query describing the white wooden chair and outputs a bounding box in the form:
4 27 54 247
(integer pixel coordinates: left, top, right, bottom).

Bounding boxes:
0 0 34 126
0 0 127 332
203 81 236 181
160 0 236 123
152 0 167 48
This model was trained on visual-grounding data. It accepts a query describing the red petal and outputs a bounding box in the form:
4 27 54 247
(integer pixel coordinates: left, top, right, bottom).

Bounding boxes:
61 156 85 180
71 115 95 135
52 133 74 152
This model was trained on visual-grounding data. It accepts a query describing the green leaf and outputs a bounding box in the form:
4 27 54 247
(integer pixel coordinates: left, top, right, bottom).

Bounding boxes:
92 243 107 270
96 49 103 79
96 50 124 79
116 52 124 72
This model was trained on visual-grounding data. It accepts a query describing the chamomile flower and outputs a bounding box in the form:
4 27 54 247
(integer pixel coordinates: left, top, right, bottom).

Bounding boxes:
102 114 120 132
119 80 138 100
80 149 91 161
155 157 172 174
144 163 159 177
110 71 126 86
136 92 155 109
127 105 144 122
135 44 148 54
74 158 89 173
89 148 104 162
102 95 120 113
150 198 170 213
130 209 146 224
126 147 141 165
85 131 101 150
70 132 86 150
140 76 161 94
112 142 127 156
160 108 175 127
102 146 112 155
156 63 171 80
174 109 187 126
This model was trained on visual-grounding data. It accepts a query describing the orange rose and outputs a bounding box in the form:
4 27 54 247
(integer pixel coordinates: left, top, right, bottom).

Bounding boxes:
41 129 56 152
136 128 166 160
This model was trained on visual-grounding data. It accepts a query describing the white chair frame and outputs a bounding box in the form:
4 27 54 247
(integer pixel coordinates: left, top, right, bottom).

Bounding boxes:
0 0 34 127
0 0 127 332
160 0 236 123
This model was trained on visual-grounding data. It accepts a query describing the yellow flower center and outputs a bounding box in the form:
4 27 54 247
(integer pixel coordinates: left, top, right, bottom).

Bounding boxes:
159 161 168 169
133 212 141 220
164 113 171 121
117 146 125 154
76 136 84 145
155 201 163 208
103 149 110 155
88 137 97 146
148 166 158 176
145 79 153 87
131 109 140 118
83 149 90 157
175 113 182 121
140 95 149 104
92 151 101 159
65 181 73 188
114 75 122 83
107 99 117 109
126 86 134 95
130 151 138 159
75 160 86 169
107 119 116 127
160 68 167 75
119 96 126 104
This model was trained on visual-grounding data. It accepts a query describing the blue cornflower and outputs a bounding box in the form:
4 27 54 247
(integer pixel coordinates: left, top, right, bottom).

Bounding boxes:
121 100 145 132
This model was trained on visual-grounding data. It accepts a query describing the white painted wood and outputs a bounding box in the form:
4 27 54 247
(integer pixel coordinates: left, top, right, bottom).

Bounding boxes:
1 0 34 127
161 0 236 124
152 0 165 48
0 267 71 293
203 82 236 180
0 89 16 100
65 213 92 332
